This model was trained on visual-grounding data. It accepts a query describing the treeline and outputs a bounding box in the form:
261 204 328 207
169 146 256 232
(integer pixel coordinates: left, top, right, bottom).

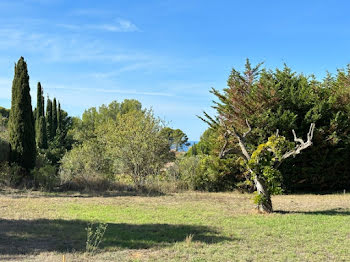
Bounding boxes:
0 57 72 188
2 57 350 193
184 60 350 192
0 57 189 191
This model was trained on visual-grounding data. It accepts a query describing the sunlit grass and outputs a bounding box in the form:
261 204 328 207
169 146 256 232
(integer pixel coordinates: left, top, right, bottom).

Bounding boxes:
0 191 349 261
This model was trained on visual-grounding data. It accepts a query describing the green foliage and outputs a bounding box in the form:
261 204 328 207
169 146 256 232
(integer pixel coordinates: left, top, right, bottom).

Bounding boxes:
8 56 36 170
196 155 242 191
52 98 58 138
0 162 11 186
160 127 190 151
0 112 9 140
36 82 44 118
32 164 58 191
64 100 173 187
57 102 62 132
36 116 48 149
0 137 10 162
99 109 174 185
59 139 113 189
0 106 10 118
166 155 241 191
203 60 350 192
44 108 73 166
46 97 53 141
186 128 219 156
35 82 48 149
72 99 142 142
166 156 201 189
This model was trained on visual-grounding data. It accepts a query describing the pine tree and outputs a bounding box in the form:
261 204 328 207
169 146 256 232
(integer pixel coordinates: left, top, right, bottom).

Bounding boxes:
52 98 57 138
8 57 36 170
46 97 53 141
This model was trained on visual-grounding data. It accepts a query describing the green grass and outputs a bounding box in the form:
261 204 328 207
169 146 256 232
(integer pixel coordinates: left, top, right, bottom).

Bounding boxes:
0 190 349 261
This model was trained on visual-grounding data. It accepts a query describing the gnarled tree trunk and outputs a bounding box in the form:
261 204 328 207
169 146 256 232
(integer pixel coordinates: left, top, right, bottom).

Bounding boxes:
254 176 273 212
219 120 315 213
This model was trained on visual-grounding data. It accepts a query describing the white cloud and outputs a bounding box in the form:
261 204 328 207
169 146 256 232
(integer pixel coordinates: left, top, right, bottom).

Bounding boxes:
45 85 173 97
58 19 139 33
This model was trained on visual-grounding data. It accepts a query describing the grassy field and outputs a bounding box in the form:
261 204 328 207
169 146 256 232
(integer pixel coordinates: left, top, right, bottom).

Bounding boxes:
0 190 349 261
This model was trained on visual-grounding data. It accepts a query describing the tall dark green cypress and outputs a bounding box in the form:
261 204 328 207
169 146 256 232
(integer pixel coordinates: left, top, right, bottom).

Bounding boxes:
35 82 47 149
52 98 57 138
57 102 62 132
36 82 44 118
46 97 53 141
8 57 36 170
37 116 47 149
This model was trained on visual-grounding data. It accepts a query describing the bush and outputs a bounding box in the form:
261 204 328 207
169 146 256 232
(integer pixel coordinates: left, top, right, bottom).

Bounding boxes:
0 137 10 162
196 156 243 191
0 162 27 187
0 162 11 186
32 164 58 191
165 155 242 192
59 140 113 190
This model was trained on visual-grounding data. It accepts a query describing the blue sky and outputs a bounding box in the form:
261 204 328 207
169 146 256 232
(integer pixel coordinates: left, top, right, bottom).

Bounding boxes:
0 1 350 140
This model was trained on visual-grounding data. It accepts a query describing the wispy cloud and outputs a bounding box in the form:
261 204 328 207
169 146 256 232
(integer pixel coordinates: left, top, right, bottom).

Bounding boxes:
57 19 139 33
46 85 173 97
91 19 138 32
0 25 144 63
68 8 112 17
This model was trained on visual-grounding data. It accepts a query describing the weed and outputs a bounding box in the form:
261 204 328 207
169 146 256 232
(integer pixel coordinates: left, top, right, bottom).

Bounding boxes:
85 222 108 256
185 234 194 246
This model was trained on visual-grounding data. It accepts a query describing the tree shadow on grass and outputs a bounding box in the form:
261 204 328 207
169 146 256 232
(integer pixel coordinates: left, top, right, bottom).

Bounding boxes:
0 187 166 199
274 208 350 216
0 219 234 255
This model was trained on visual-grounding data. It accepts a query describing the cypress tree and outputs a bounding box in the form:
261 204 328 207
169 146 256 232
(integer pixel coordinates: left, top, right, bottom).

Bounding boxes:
8 57 36 170
37 116 48 149
52 98 58 138
46 97 53 141
57 102 62 132
41 95 45 117
36 82 44 118
35 83 48 149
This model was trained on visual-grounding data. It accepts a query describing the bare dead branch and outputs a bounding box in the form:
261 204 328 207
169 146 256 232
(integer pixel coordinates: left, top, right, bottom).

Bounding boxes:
243 119 252 138
219 118 252 161
281 123 315 161
231 120 251 161
219 130 230 159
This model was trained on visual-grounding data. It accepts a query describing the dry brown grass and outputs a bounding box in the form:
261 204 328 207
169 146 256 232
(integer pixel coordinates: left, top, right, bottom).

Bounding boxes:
0 190 349 261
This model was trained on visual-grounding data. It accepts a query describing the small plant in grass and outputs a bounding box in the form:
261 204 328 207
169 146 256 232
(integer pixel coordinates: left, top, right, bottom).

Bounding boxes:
85 222 108 256
185 234 194 246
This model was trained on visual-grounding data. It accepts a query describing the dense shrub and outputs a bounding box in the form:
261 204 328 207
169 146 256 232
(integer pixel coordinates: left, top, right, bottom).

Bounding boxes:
0 162 27 186
0 138 10 162
32 164 58 191
59 140 113 190
166 155 242 191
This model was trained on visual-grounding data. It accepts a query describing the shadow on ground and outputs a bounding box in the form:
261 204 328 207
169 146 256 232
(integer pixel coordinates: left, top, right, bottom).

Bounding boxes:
0 187 166 199
274 208 350 216
0 219 233 255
